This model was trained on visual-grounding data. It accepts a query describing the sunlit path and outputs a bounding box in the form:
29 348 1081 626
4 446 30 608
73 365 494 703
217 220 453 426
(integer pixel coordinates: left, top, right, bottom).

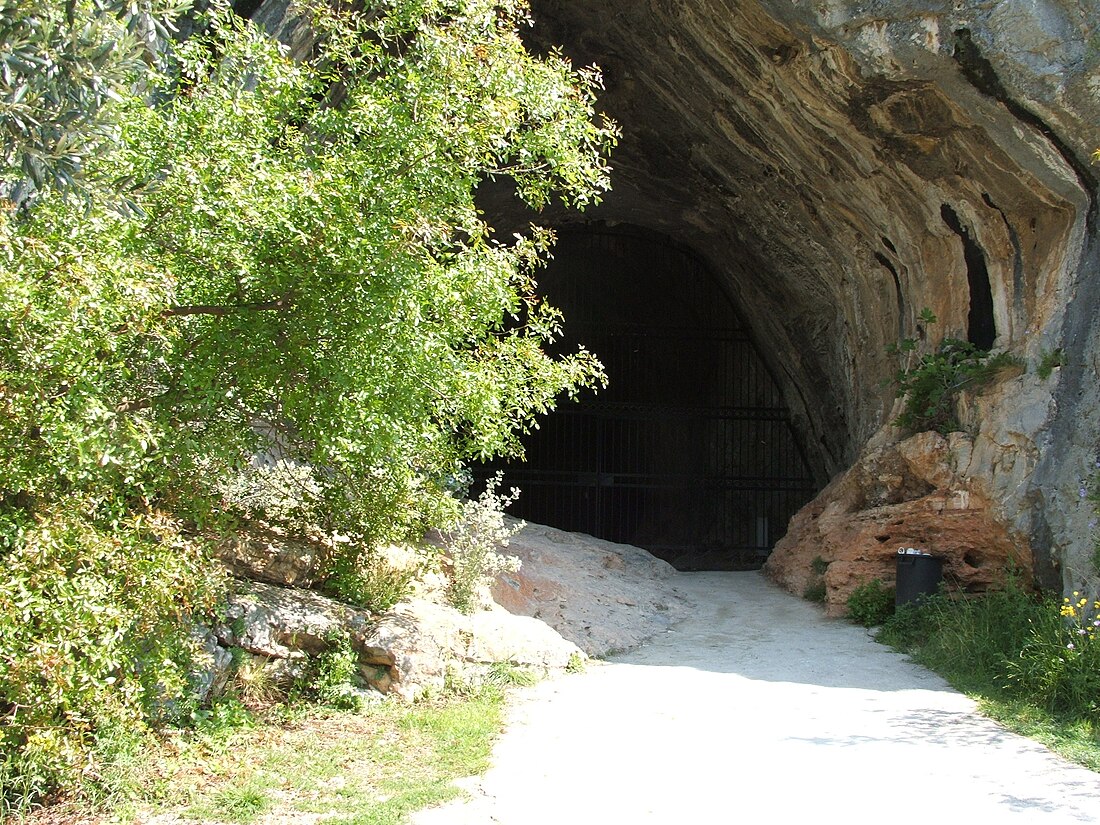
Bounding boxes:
415 571 1100 824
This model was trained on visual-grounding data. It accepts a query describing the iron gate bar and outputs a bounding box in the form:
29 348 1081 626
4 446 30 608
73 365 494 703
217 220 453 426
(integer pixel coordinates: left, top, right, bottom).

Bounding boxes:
478 225 819 570
551 402 795 422
566 326 754 342
500 471 816 492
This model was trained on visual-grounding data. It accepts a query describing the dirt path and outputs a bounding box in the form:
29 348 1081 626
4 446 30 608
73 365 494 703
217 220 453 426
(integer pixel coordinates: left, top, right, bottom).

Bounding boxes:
414 571 1100 824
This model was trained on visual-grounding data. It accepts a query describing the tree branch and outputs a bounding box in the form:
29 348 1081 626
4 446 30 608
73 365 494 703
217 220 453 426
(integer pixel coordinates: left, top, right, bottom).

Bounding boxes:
164 292 294 318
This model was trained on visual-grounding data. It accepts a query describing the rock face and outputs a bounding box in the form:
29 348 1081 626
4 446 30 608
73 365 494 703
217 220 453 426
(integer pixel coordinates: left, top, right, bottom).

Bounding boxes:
202 578 584 702
765 431 1032 616
490 521 691 657
239 0 1100 593
214 523 325 588
497 0 1100 592
216 580 371 658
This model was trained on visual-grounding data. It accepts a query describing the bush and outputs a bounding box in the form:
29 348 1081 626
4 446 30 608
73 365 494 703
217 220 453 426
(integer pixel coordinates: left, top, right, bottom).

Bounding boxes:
0 500 222 815
295 633 365 711
1005 593 1100 723
846 579 895 627
1 0 616 810
893 338 1021 434
439 473 524 614
322 544 427 614
879 579 1100 724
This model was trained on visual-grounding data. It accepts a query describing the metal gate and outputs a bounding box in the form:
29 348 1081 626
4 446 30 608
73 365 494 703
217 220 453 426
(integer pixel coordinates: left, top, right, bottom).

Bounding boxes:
480 226 816 570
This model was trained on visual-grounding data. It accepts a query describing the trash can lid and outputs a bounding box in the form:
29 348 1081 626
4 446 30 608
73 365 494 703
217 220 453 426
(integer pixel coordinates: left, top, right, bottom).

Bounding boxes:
897 546 933 556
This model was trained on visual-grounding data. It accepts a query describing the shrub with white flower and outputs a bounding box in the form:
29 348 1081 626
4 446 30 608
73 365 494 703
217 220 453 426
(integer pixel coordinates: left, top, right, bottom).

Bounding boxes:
1006 591 1100 723
439 473 524 614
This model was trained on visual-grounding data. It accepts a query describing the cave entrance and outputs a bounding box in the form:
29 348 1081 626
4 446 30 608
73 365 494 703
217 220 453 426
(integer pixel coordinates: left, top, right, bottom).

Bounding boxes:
483 225 816 570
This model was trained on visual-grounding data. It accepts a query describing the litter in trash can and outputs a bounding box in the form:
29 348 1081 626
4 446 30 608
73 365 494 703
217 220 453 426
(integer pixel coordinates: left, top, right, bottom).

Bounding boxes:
895 547 943 607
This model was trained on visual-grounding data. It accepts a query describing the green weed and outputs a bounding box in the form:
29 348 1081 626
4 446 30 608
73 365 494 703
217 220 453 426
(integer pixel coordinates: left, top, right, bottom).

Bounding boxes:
294 633 366 711
566 652 587 673
893 339 1022 434
187 780 272 824
486 661 540 687
846 578 895 627
803 579 827 603
105 685 508 824
1037 347 1066 379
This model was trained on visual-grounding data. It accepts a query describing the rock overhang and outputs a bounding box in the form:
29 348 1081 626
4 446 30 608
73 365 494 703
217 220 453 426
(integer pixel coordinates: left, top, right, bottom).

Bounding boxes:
236 0 1100 588
507 0 1096 486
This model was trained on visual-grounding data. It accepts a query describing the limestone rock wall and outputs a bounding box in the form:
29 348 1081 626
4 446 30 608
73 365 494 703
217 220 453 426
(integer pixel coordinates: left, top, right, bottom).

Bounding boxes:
764 430 1034 615
516 0 1099 592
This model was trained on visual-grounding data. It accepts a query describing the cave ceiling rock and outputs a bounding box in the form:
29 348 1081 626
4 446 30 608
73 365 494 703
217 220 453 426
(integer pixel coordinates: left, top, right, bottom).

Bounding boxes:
514 0 1099 587
515 0 1096 488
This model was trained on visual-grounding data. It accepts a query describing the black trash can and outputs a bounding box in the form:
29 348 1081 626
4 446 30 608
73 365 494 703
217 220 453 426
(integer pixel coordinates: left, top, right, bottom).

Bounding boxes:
895 548 943 607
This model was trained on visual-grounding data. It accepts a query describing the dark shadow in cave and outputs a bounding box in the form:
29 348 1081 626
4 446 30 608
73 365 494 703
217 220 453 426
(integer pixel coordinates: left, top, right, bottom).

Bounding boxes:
941 204 997 350
479 224 817 571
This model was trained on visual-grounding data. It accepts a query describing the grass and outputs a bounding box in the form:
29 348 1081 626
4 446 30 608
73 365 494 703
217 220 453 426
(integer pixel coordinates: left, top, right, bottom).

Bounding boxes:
179 690 502 825
21 685 508 825
978 698 1100 773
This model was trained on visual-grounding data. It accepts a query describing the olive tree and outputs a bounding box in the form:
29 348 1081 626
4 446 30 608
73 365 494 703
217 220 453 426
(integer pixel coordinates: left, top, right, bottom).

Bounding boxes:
0 0 191 193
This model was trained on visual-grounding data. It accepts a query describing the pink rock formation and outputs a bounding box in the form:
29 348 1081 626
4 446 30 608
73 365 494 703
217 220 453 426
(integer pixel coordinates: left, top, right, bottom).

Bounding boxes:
765 432 1033 616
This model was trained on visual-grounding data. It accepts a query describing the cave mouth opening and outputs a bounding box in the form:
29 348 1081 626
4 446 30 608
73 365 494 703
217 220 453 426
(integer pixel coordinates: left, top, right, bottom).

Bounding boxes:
480 223 818 571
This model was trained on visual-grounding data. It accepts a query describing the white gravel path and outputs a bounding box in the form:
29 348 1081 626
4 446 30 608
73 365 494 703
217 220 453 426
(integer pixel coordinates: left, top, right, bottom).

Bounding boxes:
414 570 1100 825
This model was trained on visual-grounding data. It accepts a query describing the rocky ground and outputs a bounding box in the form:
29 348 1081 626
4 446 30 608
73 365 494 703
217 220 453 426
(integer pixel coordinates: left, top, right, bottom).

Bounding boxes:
197 519 692 705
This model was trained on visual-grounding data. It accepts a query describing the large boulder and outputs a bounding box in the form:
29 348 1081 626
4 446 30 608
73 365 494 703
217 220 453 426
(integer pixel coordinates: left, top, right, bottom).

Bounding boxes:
362 599 583 701
215 580 371 658
490 521 691 657
765 431 1033 616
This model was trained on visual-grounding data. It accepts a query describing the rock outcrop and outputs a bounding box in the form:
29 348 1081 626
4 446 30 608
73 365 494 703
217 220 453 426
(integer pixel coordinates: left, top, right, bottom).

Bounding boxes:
363 598 583 700
196 521 687 702
490 521 691 657
198 578 583 702
214 522 325 588
765 431 1032 616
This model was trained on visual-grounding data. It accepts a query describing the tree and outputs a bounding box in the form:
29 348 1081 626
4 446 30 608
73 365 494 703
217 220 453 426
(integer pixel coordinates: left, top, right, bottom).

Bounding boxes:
0 0 616 805
113 0 615 540
0 0 192 194
3 0 617 550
